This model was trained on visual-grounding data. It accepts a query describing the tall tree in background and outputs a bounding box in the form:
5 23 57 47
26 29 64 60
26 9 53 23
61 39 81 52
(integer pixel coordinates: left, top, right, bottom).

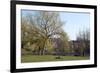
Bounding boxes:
77 29 90 56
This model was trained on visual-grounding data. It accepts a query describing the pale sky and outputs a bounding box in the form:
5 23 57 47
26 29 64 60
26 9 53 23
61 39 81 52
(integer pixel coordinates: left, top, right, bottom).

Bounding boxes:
21 10 90 40
60 12 90 40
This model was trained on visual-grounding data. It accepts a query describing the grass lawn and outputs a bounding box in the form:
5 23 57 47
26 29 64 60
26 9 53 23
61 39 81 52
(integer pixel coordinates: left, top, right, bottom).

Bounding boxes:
21 55 90 63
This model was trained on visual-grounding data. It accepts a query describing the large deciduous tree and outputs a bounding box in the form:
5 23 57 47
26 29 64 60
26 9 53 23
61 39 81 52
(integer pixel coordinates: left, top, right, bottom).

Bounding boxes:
21 11 69 55
30 11 64 55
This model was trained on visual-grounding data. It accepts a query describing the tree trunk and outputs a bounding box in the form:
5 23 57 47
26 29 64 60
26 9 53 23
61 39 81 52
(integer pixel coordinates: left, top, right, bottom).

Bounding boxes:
41 39 47 55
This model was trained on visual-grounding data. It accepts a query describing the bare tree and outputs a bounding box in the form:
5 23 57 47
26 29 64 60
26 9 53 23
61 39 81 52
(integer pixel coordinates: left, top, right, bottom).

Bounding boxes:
26 11 68 55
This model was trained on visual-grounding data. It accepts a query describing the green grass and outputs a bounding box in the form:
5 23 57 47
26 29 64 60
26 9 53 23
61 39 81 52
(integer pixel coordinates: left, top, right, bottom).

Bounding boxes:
21 55 90 63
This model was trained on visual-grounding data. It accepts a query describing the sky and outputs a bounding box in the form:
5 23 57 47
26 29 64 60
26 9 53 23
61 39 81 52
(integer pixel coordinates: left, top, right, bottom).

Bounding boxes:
21 10 90 40
60 12 90 40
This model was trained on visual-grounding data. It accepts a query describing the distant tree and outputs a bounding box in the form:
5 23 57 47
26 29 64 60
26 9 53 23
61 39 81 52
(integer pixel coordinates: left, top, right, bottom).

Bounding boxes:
76 29 90 56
